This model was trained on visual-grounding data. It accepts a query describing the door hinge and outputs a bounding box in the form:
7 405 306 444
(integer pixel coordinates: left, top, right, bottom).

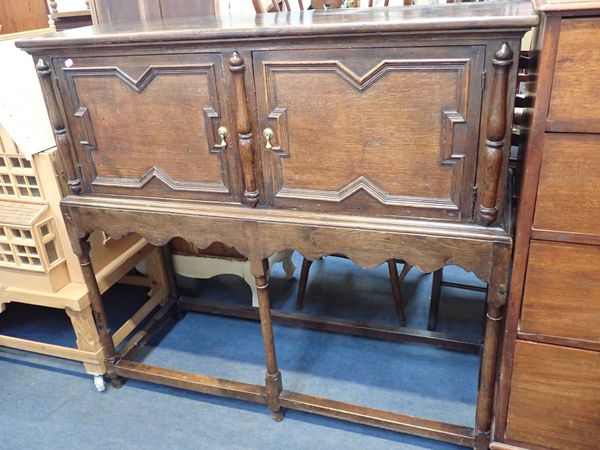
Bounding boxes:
481 71 487 90
472 185 478 205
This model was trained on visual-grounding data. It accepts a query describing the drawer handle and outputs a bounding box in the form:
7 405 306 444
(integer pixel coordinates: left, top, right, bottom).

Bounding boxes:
263 127 275 150
216 126 228 150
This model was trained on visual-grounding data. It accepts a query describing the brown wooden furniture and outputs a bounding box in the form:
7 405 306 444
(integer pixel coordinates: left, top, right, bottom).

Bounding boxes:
88 0 219 25
252 0 345 12
296 257 412 325
48 0 93 31
427 267 487 331
492 1 600 449
252 0 412 15
259 0 453 329
0 0 49 34
18 2 536 448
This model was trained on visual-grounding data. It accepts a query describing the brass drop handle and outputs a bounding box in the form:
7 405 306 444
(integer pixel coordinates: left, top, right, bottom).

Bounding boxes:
263 128 274 150
217 126 228 150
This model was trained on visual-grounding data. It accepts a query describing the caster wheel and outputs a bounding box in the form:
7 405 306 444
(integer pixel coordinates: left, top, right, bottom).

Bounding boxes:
93 375 106 392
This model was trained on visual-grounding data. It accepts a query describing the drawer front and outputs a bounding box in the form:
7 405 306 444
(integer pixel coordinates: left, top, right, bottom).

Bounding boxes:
520 241 600 343
506 341 600 450
534 133 600 237
253 46 485 220
56 54 241 202
548 18 600 133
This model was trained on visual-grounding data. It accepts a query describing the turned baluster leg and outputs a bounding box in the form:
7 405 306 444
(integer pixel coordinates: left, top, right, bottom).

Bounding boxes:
251 256 284 421
77 236 122 388
474 249 509 449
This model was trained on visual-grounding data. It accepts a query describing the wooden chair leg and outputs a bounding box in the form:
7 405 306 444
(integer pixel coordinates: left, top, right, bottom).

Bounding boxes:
251 256 284 421
398 262 413 284
428 268 443 331
387 259 407 326
296 258 313 310
160 244 180 314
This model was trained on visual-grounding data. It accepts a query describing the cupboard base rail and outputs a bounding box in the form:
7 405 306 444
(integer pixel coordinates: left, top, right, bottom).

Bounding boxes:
109 295 480 448
279 391 475 447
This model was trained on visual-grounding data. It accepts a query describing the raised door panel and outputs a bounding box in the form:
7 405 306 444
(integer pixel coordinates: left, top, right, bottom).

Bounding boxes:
547 18 600 133
254 46 485 220
533 133 600 237
57 54 241 202
505 341 600 450
520 241 600 344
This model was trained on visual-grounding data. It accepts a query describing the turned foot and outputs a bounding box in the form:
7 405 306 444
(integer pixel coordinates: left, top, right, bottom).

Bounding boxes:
109 375 124 389
271 409 285 422
175 300 185 321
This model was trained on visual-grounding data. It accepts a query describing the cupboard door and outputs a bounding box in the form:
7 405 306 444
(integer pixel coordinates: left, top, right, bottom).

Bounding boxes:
253 46 485 220
56 54 241 202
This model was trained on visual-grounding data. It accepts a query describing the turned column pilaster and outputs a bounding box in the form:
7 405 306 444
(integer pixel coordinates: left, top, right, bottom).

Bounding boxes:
480 42 514 225
229 52 259 207
36 59 82 195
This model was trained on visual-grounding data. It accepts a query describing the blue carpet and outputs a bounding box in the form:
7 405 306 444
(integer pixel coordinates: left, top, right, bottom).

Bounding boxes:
0 252 486 449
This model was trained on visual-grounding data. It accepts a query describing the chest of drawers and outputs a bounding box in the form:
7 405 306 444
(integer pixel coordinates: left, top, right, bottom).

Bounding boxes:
493 2 600 449
17 2 537 448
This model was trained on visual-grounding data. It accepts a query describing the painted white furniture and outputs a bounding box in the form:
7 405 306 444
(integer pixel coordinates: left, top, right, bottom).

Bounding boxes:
0 30 168 391
172 250 295 307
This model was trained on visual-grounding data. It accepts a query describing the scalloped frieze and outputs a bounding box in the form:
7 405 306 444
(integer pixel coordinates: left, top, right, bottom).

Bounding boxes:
67 205 502 284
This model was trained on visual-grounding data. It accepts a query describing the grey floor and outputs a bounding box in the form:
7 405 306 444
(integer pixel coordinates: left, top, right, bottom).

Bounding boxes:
0 252 487 450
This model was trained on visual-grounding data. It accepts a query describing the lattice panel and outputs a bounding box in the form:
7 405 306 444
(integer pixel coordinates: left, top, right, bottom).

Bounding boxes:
38 219 62 266
0 221 62 272
0 154 41 199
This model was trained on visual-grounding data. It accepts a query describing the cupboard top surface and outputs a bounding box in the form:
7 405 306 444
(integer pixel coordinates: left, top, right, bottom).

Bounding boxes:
16 1 537 51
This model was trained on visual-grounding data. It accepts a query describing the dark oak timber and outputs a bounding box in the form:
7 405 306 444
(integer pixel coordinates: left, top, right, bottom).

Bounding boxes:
18 3 536 448
279 391 475 447
229 52 260 206
36 59 82 195
480 42 513 226
114 360 268 405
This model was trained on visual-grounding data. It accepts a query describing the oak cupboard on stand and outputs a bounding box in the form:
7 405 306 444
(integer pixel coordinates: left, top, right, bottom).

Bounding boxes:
17 2 537 448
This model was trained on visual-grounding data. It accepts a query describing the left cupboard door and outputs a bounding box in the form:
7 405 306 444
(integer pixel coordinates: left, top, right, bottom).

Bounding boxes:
54 53 242 203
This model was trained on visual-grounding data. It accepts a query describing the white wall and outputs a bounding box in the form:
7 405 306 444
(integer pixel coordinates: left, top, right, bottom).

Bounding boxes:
48 0 88 13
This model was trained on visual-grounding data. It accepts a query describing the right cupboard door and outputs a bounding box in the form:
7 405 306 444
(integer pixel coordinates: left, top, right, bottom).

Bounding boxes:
253 46 485 221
